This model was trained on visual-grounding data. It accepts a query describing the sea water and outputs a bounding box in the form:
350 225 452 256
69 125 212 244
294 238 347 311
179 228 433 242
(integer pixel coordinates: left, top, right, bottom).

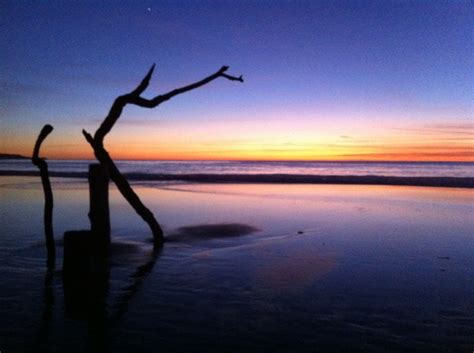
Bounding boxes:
1 160 473 177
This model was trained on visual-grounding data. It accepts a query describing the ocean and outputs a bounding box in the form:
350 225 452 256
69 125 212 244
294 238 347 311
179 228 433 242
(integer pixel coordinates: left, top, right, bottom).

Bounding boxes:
1 159 473 177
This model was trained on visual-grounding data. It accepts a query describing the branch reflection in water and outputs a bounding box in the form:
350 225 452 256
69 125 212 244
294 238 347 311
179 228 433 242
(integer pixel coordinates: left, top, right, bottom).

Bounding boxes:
35 242 161 353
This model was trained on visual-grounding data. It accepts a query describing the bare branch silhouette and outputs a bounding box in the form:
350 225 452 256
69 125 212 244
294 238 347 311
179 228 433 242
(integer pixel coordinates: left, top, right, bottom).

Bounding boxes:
32 125 55 268
94 65 243 145
84 65 243 246
83 130 164 244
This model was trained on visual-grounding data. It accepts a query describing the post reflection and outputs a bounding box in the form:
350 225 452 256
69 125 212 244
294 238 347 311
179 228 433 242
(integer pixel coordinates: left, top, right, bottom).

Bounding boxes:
34 268 55 353
40 242 163 353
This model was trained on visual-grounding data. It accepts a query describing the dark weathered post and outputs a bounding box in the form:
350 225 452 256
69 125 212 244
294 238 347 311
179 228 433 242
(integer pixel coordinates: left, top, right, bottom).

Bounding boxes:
63 230 91 277
63 230 109 331
32 124 56 268
88 163 110 253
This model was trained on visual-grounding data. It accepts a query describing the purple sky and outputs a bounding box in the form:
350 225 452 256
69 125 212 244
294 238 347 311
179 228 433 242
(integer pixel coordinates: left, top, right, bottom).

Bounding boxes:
1 1 472 160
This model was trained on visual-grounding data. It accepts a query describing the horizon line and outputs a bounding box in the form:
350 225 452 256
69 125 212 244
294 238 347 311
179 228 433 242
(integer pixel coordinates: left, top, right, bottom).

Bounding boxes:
2 154 473 164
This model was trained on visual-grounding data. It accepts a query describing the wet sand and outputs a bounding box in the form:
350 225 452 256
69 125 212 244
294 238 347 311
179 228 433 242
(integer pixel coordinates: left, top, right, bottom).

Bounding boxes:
0 176 473 352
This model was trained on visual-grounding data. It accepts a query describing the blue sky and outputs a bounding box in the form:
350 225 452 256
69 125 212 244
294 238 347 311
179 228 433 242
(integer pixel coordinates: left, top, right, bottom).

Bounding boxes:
1 1 472 160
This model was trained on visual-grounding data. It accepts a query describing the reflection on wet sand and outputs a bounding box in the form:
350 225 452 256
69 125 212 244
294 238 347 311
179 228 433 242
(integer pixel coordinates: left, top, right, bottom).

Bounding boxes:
2 178 473 353
109 247 161 324
33 241 163 353
167 223 260 242
35 269 55 353
255 245 337 293
192 232 338 293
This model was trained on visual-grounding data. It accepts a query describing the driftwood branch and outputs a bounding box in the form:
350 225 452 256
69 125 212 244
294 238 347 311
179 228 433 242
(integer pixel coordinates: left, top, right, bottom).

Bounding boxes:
83 130 164 244
32 124 55 268
85 65 243 246
94 65 243 145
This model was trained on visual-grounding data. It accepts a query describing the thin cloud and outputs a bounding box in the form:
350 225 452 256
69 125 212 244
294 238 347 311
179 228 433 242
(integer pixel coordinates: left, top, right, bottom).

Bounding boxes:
392 122 474 136
340 152 474 159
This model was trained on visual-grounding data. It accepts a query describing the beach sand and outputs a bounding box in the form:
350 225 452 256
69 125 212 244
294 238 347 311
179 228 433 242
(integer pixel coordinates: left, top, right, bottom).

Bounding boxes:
0 176 473 352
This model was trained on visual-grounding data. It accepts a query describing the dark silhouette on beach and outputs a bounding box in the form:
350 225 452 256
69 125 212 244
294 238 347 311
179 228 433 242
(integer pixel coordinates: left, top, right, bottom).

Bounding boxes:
0 153 29 159
88 164 111 253
82 64 243 247
32 124 56 268
61 242 162 353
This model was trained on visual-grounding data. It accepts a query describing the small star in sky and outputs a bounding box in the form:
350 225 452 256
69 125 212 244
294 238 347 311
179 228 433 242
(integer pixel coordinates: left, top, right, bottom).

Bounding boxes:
147 7 151 12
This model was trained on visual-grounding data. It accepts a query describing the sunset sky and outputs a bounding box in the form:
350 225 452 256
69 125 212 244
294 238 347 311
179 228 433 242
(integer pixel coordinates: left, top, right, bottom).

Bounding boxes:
1 1 472 161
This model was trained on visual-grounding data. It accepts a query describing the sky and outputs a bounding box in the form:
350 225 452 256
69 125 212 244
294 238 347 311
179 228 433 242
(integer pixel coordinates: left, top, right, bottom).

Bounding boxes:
1 1 472 161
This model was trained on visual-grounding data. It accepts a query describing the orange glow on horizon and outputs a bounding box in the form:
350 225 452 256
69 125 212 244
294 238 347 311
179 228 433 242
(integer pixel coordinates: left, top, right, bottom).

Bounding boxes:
2 117 472 162
3 142 472 162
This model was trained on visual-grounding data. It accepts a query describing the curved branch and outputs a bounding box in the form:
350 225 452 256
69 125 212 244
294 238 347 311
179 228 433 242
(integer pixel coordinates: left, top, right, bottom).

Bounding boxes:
221 73 244 82
87 64 243 246
130 63 155 96
136 65 243 108
94 65 243 145
32 125 56 268
33 124 54 162
83 130 164 245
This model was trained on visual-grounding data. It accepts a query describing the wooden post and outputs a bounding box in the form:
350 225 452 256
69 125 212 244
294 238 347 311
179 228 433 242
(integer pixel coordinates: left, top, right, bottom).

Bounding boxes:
63 229 109 326
63 230 91 277
32 124 56 268
88 164 110 254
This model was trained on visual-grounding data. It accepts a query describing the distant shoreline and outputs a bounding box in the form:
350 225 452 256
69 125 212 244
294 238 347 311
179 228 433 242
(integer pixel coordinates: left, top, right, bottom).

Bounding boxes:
1 170 473 188
0 153 29 160
1 158 473 164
